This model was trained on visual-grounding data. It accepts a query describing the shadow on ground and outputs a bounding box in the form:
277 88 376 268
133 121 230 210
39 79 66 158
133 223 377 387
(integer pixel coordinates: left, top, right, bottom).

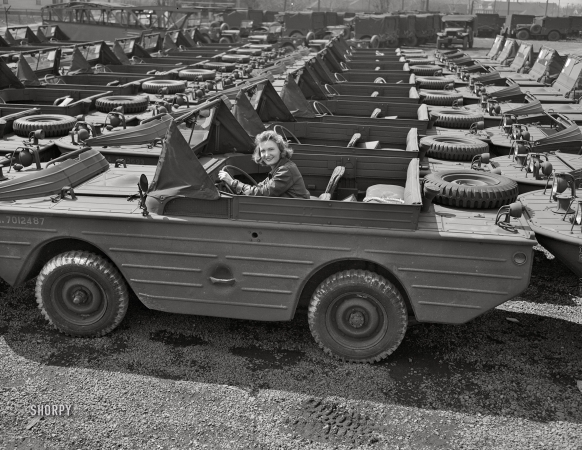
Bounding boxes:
1 249 581 426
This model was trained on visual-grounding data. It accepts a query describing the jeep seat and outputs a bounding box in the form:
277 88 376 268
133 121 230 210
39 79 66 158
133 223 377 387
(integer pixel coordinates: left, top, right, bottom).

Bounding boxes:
364 159 422 205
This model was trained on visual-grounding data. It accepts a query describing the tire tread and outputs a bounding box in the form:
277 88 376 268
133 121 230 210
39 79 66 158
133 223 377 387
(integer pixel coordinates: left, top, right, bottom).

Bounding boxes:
35 251 129 337
308 269 407 363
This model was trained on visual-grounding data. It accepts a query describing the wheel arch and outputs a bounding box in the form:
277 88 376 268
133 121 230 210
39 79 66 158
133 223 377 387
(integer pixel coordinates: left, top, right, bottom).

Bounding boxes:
295 258 414 317
16 238 128 289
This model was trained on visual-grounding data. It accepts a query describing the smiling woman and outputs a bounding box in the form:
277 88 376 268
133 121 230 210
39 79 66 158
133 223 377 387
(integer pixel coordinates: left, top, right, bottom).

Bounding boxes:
217 130 311 199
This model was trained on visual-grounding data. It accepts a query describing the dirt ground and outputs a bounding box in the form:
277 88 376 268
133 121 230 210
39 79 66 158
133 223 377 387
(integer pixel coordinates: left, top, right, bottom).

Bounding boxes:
1 37 582 450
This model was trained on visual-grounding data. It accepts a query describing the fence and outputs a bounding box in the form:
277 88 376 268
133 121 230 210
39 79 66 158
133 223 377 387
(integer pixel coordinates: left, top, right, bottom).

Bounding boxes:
0 9 43 28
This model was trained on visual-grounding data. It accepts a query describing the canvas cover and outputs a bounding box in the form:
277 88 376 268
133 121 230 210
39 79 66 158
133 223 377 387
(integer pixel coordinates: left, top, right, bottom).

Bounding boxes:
113 41 132 64
285 11 326 33
223 10 249 28
280 74 316 119
248 9 264 24
355 15 384 38
17 56 41 87
232 90 267 136
69 47 93 74
325 11 338 26
264 10 276 22
442 15 476 23
250 81 295 122
0 59 25 90
504 99 544 116
199 99 255 155
145 121 220 215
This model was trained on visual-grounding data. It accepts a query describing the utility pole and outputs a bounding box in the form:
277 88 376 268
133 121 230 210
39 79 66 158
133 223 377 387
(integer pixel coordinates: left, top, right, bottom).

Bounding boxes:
545 0 549 15
507 0 510 17
283 0 287 12
426 0 430 12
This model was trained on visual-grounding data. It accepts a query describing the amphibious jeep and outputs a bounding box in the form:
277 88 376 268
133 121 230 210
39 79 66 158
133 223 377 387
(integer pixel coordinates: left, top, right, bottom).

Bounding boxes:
437 15 477 50
0 99 536 364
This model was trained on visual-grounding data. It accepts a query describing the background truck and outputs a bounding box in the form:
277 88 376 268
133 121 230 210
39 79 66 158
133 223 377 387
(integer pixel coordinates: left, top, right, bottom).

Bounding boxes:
514 16 571 41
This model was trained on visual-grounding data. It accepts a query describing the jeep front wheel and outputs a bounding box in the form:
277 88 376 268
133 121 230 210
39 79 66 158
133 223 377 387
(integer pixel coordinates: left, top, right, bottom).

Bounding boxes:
35 251 129 337
308 270 408 363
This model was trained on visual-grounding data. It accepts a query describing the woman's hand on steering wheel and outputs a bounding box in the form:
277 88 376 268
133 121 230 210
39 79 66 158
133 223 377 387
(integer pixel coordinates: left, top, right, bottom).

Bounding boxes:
217 166 258 195
217 169 236 194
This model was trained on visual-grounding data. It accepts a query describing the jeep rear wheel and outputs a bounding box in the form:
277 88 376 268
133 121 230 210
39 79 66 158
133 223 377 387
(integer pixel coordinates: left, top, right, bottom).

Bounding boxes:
35 251 129 337
308 270 408 363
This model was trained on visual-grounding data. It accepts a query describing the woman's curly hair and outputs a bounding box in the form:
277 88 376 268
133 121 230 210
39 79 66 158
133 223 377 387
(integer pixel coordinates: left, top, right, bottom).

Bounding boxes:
252 130 294 165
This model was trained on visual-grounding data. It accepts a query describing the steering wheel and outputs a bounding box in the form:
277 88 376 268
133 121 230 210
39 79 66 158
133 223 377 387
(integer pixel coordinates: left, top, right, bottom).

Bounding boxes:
312 101 334 116
219 165 258 194
273 125 302 144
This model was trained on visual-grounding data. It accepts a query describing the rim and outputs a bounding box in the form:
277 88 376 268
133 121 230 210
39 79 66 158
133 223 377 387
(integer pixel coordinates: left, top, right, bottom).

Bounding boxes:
325 292 388 351
442 172 501 186
51 272 108 326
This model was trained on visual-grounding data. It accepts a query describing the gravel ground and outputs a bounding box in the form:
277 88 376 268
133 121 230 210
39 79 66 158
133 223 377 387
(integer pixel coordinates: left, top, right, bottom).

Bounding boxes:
0 247 581 449
1 38 582 450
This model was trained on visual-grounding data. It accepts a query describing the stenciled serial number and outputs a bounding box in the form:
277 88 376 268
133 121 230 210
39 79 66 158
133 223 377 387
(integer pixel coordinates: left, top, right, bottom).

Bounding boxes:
1 216 45 226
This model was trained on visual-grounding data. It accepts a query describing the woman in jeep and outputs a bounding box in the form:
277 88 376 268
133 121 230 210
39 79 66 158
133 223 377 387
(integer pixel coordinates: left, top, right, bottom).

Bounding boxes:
218 130 310 199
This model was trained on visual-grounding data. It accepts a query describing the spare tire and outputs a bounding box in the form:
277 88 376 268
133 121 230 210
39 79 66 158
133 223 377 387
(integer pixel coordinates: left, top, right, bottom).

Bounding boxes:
530 23 542 34
370 35 380 48
305 31 315 44
221 54 250 63
411 65 442 76
178 68 216 81
220 23 229 31
431 109 484 128
420 89 463 106
420 135 489 161
141 79 187 94
424 169 518 209
13 114 76 138
202 61 237 72
95 95 149 113
415 76 456 89
407 58 433 66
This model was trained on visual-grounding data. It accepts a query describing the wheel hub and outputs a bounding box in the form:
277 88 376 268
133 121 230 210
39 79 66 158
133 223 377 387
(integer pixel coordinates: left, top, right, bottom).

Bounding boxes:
58 276 104 318
334 295 380 338
348 311 365 328
72 289 89 305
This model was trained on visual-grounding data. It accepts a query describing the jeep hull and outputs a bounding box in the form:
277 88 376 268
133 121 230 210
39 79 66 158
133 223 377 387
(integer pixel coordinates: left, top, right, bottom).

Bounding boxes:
0 200 534 325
